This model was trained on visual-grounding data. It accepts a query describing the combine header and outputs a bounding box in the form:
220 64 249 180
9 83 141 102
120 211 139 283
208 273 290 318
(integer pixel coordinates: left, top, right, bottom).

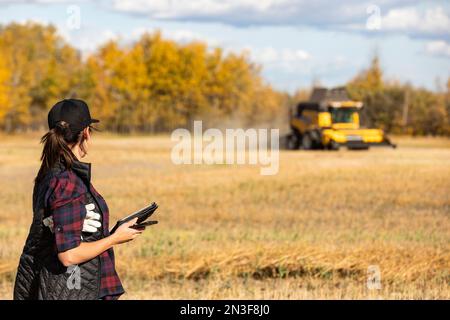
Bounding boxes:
287 87 396 150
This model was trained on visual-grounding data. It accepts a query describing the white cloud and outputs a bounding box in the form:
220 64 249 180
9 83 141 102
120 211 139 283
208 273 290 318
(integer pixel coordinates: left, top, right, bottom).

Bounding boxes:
225 45 311 73
3 1 448 40
112 0 288 17
425 40 450 58
381 6 450 36
108 1 449 40
254 47 310 64
110 0 413 24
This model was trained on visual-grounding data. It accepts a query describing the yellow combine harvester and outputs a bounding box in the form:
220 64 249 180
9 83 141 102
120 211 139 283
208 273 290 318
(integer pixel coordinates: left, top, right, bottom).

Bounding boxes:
287 87 396 150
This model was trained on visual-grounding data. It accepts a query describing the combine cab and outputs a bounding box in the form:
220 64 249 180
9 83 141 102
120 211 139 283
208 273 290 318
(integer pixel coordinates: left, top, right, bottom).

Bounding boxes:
287 87 396 150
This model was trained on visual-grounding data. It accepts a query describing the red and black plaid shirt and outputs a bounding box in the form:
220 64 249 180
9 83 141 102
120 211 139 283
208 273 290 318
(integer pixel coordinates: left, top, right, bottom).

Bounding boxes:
47 162 124 299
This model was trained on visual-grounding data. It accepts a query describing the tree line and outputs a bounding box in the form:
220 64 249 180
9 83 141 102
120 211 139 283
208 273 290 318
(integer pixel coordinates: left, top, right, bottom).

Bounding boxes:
347 56 450 136
0 22 449 135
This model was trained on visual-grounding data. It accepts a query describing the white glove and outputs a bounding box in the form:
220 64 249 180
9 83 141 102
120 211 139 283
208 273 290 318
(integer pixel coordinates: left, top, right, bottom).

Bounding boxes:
42 203 101 234
83 203 101 233
43 216 54 232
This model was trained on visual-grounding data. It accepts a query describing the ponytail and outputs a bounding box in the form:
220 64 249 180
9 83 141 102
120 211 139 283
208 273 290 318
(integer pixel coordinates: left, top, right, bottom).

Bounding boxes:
35 121 85 182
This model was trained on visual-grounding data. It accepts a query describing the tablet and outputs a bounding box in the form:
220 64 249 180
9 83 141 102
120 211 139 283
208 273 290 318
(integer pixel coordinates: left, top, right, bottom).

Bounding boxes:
110 202 158 234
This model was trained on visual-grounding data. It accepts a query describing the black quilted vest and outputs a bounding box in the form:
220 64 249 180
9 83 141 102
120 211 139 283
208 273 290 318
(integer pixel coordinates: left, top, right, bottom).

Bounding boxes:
13 161 105 300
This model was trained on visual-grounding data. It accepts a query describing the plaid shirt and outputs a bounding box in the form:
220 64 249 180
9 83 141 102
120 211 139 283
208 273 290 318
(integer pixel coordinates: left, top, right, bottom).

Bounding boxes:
47 161 124 299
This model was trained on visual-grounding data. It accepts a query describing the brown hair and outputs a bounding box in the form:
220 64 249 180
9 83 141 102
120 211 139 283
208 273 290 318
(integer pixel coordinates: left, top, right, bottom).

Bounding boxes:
35 121 91 182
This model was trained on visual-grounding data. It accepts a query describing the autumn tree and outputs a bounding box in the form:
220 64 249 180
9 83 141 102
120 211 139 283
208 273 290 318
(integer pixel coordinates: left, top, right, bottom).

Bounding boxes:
347 53 450 135
0 22 81 131
0 49 10 123
0 22 446 135
347 54 390 129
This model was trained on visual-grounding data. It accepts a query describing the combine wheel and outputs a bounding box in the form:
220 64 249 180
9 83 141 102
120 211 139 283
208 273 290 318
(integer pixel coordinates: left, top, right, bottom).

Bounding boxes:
287 133 300 150
301 133 313 150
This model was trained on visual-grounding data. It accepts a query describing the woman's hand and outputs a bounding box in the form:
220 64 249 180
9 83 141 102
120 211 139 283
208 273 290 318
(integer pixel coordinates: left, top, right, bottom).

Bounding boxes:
58 218 143 267
110 218 143 245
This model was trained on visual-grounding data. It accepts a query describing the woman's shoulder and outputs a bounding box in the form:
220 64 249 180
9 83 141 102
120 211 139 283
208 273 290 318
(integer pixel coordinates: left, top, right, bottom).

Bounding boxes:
42 166 89 209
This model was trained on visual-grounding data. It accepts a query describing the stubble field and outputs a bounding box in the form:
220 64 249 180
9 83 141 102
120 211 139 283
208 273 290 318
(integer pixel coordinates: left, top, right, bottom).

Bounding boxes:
0 134 449 299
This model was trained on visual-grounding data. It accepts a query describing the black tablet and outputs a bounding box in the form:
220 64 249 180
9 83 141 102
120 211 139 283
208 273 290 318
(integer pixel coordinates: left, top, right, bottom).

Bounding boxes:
110 202 158 234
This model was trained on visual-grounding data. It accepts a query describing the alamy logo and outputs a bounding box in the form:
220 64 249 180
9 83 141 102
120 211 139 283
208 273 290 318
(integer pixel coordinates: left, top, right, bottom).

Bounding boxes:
66 5 81 30
66 265 81 290
171 121 279 175
367 265 382 290
366 4 381 30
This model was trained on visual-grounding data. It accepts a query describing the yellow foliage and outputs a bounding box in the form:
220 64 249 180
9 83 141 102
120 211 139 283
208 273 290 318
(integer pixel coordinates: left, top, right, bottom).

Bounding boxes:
82 31 286 132
0 22 80 131
0 50 10 121
0 22 446 135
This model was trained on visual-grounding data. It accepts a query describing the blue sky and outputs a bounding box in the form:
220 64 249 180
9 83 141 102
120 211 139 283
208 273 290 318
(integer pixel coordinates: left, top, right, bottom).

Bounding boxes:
0 0 449 93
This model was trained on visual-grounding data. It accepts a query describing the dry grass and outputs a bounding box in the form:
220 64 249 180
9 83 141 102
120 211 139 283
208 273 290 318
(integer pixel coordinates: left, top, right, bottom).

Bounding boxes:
0 134 449 299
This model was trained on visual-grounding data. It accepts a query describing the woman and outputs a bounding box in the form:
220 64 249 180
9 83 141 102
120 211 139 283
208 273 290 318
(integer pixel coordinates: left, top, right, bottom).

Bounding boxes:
14 99 142 300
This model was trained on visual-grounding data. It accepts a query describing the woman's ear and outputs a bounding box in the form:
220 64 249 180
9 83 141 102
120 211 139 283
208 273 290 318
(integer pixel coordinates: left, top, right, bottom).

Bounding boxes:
84 127 91 141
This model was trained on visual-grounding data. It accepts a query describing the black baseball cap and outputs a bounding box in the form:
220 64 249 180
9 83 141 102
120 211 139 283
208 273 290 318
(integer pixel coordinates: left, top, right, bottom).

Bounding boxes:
48 99 99 132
